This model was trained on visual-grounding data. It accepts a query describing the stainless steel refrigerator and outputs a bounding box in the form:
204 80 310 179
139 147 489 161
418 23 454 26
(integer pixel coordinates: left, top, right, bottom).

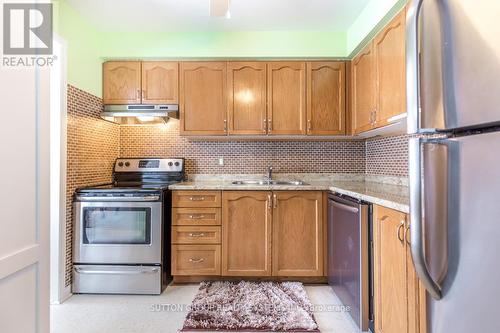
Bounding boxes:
406 0 500 332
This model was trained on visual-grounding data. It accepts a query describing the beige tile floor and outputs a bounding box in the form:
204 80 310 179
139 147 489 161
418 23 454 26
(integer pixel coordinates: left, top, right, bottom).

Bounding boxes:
51 284 363 333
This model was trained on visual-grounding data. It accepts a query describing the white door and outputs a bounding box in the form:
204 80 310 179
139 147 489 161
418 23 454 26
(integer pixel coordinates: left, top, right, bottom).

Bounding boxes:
0 2 51 332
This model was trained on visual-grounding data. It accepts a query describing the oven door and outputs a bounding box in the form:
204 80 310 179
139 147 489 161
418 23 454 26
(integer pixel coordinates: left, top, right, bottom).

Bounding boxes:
73 200 162 264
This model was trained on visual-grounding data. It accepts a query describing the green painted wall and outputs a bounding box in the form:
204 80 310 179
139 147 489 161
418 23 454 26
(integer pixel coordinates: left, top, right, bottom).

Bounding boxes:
100 31 346 59
53 0 103 97
55 0 403 97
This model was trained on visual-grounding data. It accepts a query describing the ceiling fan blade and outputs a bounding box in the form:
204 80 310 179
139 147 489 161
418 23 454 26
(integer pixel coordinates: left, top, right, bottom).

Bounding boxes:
210 0 230 17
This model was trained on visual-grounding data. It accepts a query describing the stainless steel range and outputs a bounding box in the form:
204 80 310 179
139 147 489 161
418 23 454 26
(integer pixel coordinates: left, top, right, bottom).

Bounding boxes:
72 158 184 295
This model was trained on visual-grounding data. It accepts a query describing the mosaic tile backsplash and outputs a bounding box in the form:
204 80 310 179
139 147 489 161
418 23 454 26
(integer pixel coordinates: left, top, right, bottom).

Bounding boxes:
365 135 409 177
65 85 120 286
120 122 366 175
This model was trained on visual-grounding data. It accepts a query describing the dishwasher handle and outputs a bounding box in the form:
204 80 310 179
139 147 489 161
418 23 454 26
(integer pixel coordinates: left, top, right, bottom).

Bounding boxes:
329 199 360 214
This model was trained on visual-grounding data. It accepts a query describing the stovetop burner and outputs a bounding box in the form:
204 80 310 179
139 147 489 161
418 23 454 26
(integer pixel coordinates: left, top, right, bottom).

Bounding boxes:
76 158 185 196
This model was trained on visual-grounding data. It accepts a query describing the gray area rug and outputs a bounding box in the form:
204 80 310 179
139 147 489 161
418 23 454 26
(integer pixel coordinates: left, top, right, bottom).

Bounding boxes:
182 281 320 332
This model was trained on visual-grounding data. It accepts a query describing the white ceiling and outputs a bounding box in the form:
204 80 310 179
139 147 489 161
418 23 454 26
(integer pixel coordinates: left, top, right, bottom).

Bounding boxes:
66 0 371 32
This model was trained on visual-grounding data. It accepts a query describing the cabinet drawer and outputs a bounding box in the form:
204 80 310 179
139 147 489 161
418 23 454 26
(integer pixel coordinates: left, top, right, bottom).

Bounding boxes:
172 226 221 244
172 191 221 207
172 208 221 226
172 245 221 276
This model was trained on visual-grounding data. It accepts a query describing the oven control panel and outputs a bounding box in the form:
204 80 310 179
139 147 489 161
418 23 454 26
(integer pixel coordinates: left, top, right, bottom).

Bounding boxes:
114 158 184 172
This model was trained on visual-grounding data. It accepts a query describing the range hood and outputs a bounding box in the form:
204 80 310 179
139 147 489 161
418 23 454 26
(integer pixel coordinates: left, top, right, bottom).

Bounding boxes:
101 104 179 125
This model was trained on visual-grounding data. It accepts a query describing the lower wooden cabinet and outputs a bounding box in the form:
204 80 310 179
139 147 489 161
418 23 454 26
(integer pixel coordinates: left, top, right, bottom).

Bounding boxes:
172 190 324 278
171 245 221 276
222 191 272 276
272 191 324 276
373 205 427 333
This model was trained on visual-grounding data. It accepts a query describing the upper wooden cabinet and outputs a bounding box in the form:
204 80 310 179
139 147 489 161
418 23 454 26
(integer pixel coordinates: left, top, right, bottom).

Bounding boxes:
374 10 406 127
272 191 323 276
180 62 227 136
141 61 178 104
351 8 406 134
352 43 377 134
227 62 267 135
373 205 427 333
103 61 142 104
222 191 272 276
103 61 178 105
267 62 307 135
307 62 346 135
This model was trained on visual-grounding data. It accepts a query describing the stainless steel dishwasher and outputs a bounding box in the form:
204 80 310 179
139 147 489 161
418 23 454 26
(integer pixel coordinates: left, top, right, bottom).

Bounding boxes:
328 192 372 331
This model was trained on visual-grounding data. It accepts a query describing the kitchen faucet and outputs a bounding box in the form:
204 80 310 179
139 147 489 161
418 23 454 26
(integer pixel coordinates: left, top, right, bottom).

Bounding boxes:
267 166 273 181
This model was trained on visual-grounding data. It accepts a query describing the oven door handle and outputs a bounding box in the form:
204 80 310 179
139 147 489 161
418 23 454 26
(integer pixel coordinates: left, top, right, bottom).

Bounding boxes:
74 267 160 275
76 195 160 202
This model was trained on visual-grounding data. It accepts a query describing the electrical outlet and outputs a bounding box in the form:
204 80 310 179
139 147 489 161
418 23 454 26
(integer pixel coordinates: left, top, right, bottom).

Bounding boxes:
218 157 224 166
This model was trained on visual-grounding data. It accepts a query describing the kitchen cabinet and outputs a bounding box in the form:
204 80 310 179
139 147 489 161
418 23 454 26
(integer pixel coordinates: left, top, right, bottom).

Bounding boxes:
306 62 346 135
172 245 221 276
103 61 178 105
103 61 142 104
172 190 324 279
227 62 268 135
222 191 272 276
172 190 222 276
351 8 406 134
272 191 323 276
374 9 406 127
141 61 178 104
267 62 307 135
180 62 227 135
352 43 376 134
373 205 427 333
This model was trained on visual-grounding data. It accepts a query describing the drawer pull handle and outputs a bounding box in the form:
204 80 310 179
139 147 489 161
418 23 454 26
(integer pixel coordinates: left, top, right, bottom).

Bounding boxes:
188 232 205 237
189 196 205 201
188 214 205 219
189 258 205 263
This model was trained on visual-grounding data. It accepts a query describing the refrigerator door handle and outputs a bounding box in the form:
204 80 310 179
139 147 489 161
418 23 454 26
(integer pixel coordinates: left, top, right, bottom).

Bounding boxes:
409 137 443 300
406 0 424 134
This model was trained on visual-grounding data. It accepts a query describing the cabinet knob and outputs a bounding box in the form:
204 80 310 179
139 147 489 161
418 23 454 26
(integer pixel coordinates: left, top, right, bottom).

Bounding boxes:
223 119 227 132
307 119 312 131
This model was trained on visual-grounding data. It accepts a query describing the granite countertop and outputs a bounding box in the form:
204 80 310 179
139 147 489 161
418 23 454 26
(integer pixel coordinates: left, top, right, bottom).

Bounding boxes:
169 174 409 213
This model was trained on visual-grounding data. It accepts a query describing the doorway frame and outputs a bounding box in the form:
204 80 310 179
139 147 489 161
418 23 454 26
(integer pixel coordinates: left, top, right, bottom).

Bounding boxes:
50 34 71 304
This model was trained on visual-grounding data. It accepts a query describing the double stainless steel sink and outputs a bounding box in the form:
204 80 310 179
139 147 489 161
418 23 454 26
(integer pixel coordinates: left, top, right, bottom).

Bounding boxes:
231 180 309 186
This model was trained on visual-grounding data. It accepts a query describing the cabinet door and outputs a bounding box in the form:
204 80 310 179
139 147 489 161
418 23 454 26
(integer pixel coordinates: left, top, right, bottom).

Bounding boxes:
267 62 307 135
352 43 376 134
141 61 178 104
272 191 323 276
307 62 346 135
374 205 408 333
227 62 267 135
180 62 227 135
103 61 141 104
222 191 272 276
374 9 406 127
